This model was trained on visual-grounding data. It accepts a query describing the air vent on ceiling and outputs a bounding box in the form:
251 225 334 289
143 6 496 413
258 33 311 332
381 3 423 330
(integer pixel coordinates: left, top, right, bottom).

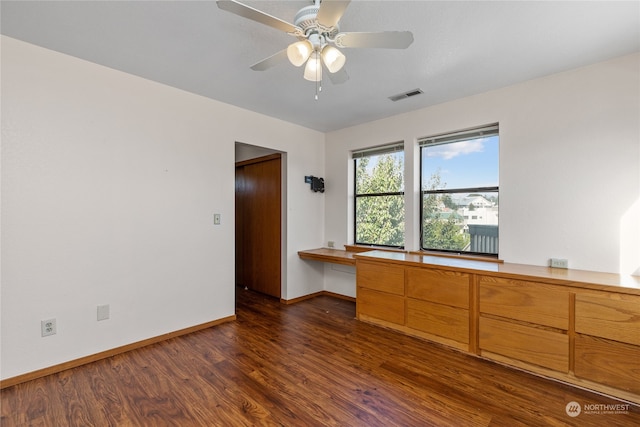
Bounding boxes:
388 88 424 102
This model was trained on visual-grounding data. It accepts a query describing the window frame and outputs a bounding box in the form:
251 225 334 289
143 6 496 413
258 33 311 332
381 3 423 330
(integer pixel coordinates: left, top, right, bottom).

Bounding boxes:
353 142 405 249
419 124 499 257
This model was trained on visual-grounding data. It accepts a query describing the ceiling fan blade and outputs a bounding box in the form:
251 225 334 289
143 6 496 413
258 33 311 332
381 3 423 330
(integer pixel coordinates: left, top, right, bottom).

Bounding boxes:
316 0 351 28
250 49 288 71
327 67 349 85
335 31 414 49
217 0 299 34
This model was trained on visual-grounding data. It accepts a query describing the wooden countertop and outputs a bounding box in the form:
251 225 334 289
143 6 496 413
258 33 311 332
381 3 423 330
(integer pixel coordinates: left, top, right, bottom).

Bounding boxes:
297 248 357 266
355 250 640 295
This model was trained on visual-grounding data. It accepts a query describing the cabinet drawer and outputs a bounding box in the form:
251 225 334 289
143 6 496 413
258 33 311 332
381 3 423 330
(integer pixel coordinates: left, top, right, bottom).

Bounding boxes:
357 287 405 325
407 298 469 344
479 316 568 372
479 277 569 330
406 268 469 308
356 260 404 296
575 334 640 394
575 293 640 345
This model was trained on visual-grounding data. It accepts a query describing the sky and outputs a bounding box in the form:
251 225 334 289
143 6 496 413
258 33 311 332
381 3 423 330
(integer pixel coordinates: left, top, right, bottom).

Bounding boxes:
421 136 499 190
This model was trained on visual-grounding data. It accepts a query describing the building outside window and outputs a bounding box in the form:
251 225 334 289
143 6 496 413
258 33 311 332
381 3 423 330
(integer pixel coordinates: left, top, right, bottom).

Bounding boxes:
419 124 499 256
353 142 405 248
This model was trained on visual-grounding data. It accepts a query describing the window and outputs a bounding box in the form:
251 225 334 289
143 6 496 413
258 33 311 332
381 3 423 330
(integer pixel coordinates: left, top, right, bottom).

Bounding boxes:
420 124 499 255
353 143 405 248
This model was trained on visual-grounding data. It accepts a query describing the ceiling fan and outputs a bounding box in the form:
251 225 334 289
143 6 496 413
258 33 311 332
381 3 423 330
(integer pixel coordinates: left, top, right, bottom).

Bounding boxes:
217 0 414 95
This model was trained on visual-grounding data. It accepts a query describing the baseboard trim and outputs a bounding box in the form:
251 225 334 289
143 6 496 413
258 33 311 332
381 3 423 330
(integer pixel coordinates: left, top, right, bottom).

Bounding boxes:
0 314 236 390
281 290 356 305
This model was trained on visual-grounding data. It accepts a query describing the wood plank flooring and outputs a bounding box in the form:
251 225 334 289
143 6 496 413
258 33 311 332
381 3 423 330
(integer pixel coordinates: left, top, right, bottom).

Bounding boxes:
2 288 639 426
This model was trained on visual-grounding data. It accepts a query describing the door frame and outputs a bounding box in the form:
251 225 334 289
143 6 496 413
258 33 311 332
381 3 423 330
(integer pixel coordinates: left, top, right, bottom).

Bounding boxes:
235 143 287 299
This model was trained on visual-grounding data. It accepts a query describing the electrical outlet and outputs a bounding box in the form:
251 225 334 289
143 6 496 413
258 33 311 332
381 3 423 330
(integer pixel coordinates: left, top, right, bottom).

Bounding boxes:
41 319 57 337
550 258 569 269
97 304 110 321
328 241 335 248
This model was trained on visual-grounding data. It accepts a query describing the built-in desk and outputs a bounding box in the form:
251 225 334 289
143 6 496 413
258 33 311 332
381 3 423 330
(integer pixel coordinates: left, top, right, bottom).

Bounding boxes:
297 246 407 266
297 248 357 266
354 251 640 404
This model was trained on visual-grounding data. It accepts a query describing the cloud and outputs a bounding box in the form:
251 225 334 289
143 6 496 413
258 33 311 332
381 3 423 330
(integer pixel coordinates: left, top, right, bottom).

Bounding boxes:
425 139 485 160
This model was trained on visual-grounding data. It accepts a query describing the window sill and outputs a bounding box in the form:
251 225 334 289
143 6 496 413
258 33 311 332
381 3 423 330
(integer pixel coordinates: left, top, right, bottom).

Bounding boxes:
409 250 503 264
345 244 407 254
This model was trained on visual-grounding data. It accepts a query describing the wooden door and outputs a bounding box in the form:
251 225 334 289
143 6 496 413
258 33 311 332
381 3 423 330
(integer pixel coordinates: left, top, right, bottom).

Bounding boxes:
235 154 281 298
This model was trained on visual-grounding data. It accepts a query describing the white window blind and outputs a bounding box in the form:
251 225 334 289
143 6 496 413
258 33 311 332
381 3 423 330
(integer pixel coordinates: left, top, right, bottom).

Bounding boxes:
352 141 404 159
418 124 498 148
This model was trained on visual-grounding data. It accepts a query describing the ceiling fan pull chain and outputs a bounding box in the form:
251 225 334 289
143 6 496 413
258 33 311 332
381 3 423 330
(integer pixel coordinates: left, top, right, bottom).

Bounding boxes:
315 59 322 100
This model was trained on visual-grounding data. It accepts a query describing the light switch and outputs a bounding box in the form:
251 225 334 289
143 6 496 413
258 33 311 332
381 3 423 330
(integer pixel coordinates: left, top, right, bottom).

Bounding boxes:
214 213 221 225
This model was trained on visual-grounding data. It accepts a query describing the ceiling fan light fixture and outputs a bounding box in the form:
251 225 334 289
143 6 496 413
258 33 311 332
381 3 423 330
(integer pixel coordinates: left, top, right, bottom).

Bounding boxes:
321 45 346 73
287 40 313 67
303 51 323 82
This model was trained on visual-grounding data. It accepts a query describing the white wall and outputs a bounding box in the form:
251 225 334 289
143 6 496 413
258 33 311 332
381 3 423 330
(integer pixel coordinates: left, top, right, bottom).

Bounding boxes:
325 53 640 297
0 36 324 380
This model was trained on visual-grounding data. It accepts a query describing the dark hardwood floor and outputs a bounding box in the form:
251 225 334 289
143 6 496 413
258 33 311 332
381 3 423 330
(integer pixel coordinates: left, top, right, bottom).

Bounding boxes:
2 288 638 426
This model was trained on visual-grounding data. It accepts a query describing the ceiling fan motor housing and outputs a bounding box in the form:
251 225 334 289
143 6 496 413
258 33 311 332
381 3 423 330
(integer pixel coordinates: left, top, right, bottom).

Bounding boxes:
294 4 339 38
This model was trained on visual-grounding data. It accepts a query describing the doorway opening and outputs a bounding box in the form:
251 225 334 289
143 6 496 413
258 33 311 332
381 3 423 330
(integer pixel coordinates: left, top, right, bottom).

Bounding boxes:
235 143 287 299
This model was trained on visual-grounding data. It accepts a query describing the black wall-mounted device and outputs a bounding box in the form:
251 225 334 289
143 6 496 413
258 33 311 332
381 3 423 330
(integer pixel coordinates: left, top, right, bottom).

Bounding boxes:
304 175 325 193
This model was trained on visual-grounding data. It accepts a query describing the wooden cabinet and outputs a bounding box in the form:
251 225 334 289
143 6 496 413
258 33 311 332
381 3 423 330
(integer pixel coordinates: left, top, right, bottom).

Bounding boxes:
479 316 568 372
356 260 471 349
358 288 405 325
479 276 569 330
407 299 469 345
574 335 640 395
406 268 469 308
353 251 640 404
406 268 470 345
357 260 404 295
574 293 640 344
574 292 640 394
356 260 405 325
478 276 570 372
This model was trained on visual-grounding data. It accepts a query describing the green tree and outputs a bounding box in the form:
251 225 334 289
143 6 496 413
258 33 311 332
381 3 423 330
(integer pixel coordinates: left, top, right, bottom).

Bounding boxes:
442 194 456 210
355 154 404 246
422 169 469 251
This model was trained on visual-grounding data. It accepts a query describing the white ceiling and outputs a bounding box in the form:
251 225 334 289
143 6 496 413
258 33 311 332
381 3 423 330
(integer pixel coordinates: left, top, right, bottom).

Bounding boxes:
2 1 639 132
